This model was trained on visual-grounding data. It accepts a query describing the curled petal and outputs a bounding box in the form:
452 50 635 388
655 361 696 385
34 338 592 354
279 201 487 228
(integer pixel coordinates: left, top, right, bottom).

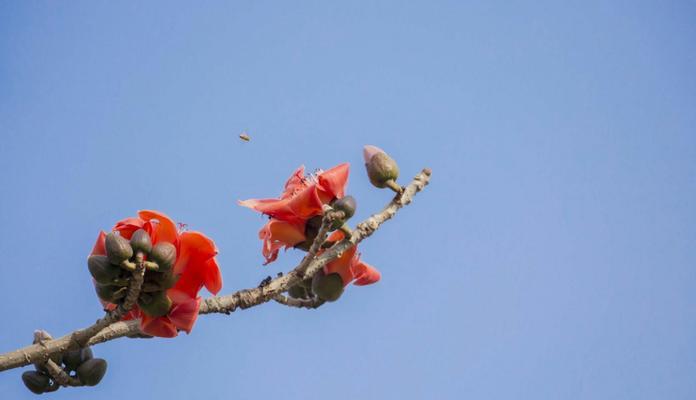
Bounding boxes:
138 210 178 245
317 163 349 199
113 217 145 240
259 219 306 265
281 165 308 198
91 231 106 256
352 259 381 286
324 245 358 286
203 258 222 295
140 315 178 338
173 231 219 297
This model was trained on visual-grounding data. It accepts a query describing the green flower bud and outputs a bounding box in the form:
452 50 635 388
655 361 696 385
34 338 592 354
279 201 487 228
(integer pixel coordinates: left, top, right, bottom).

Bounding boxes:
76 358 107 386
312 270 344 302
87 255 122 285
330 195 357 230
63 346 93 372
130 229 152 254
105 232 133 265
364 145 400 189
22 371 51 394
288 284 309 299
138 291 172 317
149 242 176 272
95 284 127 303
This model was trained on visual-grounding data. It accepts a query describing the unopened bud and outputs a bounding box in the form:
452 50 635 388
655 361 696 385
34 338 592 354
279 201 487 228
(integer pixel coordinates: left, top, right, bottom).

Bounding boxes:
288 284 309 299
330 195 357 230
88 255 122 284
363 145 400 191
130 229 152 254
76 358 107 386
22 371 51 394
149 242 176 272
311 270 344 302
105 232 133 265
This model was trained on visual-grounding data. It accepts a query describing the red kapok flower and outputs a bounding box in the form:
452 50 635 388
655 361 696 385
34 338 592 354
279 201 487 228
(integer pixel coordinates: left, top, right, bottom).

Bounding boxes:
322 231 381 287
90 210 222 338
239 163 349 264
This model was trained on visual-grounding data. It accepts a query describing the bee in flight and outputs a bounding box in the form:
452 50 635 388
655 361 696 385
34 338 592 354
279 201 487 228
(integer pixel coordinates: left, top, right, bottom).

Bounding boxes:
239 132 251 142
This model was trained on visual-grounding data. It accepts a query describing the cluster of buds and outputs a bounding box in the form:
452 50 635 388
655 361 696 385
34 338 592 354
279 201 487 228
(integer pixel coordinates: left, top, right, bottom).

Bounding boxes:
22 332 107 394
89 229 178 318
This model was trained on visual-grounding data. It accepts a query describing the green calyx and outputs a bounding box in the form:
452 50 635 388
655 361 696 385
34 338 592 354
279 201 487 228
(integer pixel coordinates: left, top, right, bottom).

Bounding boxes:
288 284 309 299
366 152 400 189
294 215 323 251
87 255 122 285
312 270 345 302
76 358 107 386
330 195 357 230
138 291 172 317
104 232 133 265
130 229 153 254
149 242 176 272
95 283 127 303
22 371 51 394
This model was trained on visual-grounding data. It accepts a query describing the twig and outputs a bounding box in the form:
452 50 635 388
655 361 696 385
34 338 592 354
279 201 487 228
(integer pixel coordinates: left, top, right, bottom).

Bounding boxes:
273 294 326 309
0 168 431 373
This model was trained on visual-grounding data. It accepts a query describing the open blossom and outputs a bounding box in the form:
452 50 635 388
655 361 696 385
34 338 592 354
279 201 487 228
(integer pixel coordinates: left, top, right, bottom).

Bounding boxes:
91 210 222 338
323 231 381 287
239 163 349 264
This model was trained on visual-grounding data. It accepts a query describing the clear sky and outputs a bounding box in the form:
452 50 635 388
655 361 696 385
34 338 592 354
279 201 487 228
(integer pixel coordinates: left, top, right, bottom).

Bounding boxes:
1 1 695 399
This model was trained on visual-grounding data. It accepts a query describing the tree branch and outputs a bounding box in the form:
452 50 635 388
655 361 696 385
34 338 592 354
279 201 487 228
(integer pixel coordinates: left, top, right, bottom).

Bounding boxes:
0 167 431 373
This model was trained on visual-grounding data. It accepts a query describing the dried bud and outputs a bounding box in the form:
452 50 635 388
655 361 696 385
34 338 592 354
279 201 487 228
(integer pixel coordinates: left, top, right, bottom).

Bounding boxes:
104 232 133 265
312 270 344 302
87 255 122 285
138 291 172 317
150 242 177 271
76 358 107 386
22 371 51 394
363 145 400 190
130 229 152 254
63 346 93 372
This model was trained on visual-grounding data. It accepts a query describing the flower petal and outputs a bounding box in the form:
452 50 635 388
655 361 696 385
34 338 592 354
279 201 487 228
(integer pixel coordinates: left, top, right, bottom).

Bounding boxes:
140 315 178 338
172 231 219 297
168 296 201 334
203 258 222 295
281 165 308 198
324 245 358 286
113 217 145 240
352 259 381 286
317 163 349 199
259 219 306 265
363 145 385 163
138 210 178 245
91 231 106 256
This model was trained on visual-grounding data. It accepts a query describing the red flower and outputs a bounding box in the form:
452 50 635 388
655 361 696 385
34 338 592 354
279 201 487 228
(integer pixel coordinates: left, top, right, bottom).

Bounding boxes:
239 163 349 264
91 210 222 338
322 231 381 287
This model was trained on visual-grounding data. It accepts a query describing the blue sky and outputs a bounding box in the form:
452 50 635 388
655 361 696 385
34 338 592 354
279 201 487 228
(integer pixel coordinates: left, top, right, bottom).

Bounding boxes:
1 1 695 399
